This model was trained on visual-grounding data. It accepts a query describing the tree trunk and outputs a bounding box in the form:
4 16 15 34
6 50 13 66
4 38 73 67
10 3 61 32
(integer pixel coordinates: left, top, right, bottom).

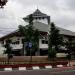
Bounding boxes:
7 54 9 65
30 48 32 63
69 60 70 66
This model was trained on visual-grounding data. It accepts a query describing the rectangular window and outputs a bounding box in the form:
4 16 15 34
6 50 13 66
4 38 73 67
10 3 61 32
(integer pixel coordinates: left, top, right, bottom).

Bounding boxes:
41 40 48 44
12 41 20 45
42 40 45 44
46 41 48 44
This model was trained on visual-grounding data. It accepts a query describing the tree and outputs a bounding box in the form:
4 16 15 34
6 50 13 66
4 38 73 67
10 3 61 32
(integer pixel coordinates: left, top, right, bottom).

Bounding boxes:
0 0 7 8
19 14 40 57
48 22 63 60
19 14 33 56
4 39 13 64
32 29 40 55
65 38 73 66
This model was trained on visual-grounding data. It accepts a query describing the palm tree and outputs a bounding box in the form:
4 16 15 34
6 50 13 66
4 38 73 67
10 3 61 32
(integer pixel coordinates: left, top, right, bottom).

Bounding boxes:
19 14 40 62
19 25 27 55
32 29 40 55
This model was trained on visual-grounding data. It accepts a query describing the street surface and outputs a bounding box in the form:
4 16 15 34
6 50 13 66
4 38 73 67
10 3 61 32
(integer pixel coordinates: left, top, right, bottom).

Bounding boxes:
0 69 75 75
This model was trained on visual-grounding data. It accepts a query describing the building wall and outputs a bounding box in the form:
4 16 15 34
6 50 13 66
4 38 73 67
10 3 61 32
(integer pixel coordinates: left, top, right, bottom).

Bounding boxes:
33 18 48 24
9 37 23 50
1 36 23 50
39 39 48 49
0 43 7 56
0 36 48 56
0 35 74 57
1 36 49 50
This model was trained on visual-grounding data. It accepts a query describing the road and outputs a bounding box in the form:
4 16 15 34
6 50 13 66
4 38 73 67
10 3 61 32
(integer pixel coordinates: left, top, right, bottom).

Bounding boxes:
0 69 75 75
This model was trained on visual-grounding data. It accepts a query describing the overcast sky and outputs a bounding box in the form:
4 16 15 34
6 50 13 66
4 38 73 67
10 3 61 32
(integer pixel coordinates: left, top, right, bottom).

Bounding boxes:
0 0 75 37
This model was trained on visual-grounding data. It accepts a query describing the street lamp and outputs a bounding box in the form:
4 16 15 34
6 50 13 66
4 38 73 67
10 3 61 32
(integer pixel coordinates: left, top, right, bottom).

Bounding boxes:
0 0 8 8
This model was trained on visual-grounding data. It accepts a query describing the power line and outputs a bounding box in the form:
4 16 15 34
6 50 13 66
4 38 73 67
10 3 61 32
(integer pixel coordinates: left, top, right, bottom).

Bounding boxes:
0 27 18 33
0 28 17 32
0 27 17 29
0 30 15 34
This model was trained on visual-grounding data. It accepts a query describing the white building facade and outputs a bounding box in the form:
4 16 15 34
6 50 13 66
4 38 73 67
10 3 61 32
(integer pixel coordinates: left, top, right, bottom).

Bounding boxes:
0 9 75 57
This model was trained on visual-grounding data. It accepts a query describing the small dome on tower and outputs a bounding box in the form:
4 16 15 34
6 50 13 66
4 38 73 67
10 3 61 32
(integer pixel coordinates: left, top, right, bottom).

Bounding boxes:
23 9 49 20
32 9 47 17
23 9 50 24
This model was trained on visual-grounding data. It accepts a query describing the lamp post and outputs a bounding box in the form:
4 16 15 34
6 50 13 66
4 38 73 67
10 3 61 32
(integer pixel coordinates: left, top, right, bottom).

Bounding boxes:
28 42 32 63
0 0 8 8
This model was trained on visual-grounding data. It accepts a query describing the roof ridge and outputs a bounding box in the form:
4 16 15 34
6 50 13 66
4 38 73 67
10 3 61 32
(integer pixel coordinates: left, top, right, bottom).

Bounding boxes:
32 9 47 16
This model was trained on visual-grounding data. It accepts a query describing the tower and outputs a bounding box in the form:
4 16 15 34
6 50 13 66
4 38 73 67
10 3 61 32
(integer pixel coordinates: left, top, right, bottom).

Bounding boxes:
23 9 50 25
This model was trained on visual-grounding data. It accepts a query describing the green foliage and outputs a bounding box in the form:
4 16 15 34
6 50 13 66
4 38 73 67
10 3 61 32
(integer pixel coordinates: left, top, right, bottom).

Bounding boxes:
50 22 63 49
48 48 57 60
67 54 71 60
48 22 63 59
65 38 74 60
65 38 73 52
4 39 13 64
19 14 40 56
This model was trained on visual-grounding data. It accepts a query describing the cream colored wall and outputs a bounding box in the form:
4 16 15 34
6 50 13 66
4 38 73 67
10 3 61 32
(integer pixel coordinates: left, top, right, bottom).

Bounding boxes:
33 18 48 24
0 43 7 56
56 53 68 57
10 37 23 49
0 35 70 57
39 39 48 49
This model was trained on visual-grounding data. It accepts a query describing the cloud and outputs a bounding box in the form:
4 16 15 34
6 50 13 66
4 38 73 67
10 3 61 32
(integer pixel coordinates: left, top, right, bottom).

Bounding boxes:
65 0 75 10
0 0 75 36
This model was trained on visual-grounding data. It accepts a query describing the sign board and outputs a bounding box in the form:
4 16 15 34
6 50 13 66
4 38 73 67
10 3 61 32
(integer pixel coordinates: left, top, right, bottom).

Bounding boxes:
28 42 32 48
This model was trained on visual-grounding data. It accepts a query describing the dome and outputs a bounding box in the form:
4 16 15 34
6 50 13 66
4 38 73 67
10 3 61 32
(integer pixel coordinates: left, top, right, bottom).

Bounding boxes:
23 9 49 20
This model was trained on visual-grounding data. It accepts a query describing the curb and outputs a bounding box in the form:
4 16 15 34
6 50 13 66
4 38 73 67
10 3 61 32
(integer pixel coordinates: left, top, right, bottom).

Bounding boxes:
0 65 75 71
